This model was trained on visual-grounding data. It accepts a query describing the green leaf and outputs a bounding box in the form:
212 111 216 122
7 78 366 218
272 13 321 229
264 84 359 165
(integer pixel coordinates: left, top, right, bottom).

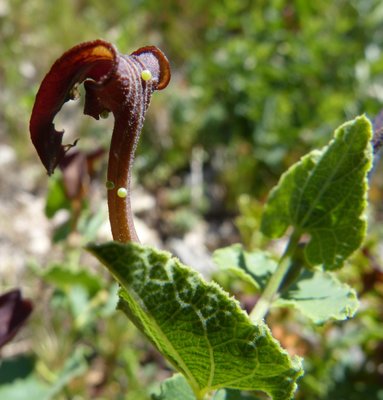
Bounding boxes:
213 388 264 399
88 242 303 400
0 355 35 384
261 116 373 270
77 208 107 241
213 244 277 291
0 348 87 400
214 245 358 324
152 375 266 400
45 173 70 218
275 270 359 324
153 377 263 400
46 347 87 398
152 374 195 400
0 376 50 400
39 264 102 296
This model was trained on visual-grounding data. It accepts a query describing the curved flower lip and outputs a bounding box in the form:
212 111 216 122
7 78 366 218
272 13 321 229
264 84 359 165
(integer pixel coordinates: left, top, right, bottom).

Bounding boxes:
131 46 171 90
30 39 171 175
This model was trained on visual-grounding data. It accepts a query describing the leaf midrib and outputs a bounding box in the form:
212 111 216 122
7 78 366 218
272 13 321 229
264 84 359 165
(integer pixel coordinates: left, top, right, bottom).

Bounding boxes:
113 254 216 397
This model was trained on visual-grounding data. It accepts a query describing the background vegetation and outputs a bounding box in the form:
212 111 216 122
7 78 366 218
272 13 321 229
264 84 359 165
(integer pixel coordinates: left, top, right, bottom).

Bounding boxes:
1 0 383 399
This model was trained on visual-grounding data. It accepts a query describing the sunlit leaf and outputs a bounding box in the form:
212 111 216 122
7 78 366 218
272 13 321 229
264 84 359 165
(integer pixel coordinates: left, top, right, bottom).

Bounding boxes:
274 270 359 324
88 242 303 400
261 116 373 270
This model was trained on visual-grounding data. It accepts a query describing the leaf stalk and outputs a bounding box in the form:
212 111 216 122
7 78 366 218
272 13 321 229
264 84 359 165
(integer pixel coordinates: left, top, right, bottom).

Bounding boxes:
250 230 301 323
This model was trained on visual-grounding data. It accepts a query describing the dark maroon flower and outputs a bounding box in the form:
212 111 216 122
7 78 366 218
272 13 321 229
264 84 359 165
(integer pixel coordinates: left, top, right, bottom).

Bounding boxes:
30 40 171 242
0 289 33 349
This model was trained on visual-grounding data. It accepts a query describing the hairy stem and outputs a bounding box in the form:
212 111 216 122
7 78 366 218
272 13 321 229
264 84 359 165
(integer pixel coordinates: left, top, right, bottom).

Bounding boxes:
250 230 301 323
107 115 140 243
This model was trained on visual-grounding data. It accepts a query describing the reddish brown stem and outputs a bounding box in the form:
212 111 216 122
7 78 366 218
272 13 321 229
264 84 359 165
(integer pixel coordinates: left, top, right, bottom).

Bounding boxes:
107 116 140 242
29 40 170 243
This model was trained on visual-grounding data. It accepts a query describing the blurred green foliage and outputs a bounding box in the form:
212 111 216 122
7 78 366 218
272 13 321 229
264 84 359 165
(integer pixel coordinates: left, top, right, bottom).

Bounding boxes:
2 0 383 198
1 0 383 399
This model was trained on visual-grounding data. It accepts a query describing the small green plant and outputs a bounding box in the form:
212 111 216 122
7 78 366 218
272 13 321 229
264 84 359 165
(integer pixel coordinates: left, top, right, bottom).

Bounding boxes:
29 40 375 400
